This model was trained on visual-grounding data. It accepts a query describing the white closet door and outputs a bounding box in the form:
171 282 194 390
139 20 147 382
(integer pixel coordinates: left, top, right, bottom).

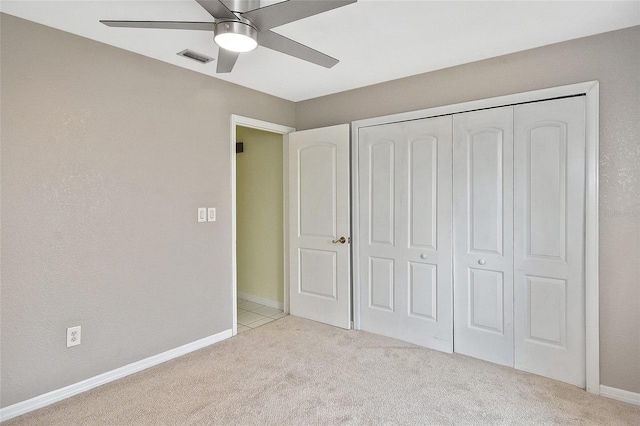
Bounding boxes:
358 116 453 351
514 97 586 387
453 106 514 367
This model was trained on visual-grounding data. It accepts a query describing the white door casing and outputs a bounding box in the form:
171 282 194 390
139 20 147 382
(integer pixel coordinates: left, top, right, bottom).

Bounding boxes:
231 115 295 337
453 106 515 367
358 116 453 351
513 97 586 387
288 124 351 329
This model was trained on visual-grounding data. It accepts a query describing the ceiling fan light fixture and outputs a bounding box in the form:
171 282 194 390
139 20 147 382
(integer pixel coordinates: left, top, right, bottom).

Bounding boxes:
214 21 258 53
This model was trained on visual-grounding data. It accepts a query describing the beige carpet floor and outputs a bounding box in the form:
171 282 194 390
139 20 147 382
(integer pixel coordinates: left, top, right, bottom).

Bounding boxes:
7 315 639 425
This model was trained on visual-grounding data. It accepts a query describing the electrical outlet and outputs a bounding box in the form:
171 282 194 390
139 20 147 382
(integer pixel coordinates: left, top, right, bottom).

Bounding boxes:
67 326 81 348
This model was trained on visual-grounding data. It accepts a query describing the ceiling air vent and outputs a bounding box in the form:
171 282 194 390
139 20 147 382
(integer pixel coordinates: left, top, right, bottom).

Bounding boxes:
177 49 214 64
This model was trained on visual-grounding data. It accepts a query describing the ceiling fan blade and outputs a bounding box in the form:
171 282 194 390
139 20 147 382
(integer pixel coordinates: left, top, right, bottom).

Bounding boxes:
196 0 237 20
259 30 338 68
217 49 241 73
101 20 216 31
242 0 356 31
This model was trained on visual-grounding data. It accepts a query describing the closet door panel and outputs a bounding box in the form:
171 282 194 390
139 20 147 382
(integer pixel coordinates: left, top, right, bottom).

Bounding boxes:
401 117 453 351
468 268 505 333
409 261 437 320
370 141 395 246
369 256 395 311
469 130 504 255
453 106 514 367
514 97 586 387
359 115 453 352
527 125 567 259
359 125 401 336
409 136 438 249
526 275 567 346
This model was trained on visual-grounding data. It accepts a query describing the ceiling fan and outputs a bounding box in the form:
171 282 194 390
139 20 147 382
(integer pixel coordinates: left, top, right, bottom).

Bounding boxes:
101 0 356 73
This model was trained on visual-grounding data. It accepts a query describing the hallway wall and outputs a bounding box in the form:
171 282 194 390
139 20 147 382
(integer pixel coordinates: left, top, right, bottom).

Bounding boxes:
236 127 284 306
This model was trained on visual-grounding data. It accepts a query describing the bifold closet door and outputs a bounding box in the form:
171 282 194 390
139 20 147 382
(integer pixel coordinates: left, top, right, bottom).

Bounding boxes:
355 95 587 386
453 106 514 367
513 97 586 387
358 116 453 351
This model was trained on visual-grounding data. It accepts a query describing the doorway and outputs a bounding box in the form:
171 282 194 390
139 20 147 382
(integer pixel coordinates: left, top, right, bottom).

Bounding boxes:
231 116 295 336
235 125 287 332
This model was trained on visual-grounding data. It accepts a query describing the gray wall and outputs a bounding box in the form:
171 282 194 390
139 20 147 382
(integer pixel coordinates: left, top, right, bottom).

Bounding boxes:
0 14 295 407
297 26 640 393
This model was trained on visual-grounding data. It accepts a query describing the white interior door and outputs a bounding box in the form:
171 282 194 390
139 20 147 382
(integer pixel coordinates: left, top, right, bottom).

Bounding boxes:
513 97 586 387
288 124 351 329
453 106 514 367
358 116 453 351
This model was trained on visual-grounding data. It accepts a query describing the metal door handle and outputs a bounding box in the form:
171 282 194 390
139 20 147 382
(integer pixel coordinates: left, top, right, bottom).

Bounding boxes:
332 236 347 244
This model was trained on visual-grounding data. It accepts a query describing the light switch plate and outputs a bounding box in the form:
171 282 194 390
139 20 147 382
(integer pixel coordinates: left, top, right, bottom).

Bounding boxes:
198 207 207 223
208 208 216 222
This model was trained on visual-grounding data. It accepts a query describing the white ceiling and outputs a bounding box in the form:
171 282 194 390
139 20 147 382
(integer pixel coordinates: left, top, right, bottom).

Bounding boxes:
2 1 639 102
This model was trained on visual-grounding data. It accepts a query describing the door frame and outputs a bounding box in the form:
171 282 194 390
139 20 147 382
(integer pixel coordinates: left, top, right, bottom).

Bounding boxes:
351 81 600 394
230 115 295 336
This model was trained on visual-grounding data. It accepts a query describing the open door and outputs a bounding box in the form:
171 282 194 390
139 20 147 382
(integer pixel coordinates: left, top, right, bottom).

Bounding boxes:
288 124 351 329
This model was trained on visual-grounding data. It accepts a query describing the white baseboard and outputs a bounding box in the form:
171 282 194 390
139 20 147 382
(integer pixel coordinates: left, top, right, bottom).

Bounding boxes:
600 385 640 406
237 292 283 310
0 329 232 422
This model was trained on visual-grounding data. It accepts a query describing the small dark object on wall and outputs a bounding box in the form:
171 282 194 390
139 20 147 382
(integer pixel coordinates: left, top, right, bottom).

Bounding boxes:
236 142 244 153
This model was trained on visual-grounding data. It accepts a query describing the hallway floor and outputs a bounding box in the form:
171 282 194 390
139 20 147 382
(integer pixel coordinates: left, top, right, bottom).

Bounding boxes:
237 298 286 333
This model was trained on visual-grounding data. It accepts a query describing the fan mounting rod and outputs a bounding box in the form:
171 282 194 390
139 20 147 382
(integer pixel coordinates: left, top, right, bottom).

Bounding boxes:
223 0 261 13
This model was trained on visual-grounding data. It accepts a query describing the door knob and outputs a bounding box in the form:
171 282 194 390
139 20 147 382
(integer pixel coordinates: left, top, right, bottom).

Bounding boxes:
420 253 428 259
332 236 347 244
478 258 486 265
